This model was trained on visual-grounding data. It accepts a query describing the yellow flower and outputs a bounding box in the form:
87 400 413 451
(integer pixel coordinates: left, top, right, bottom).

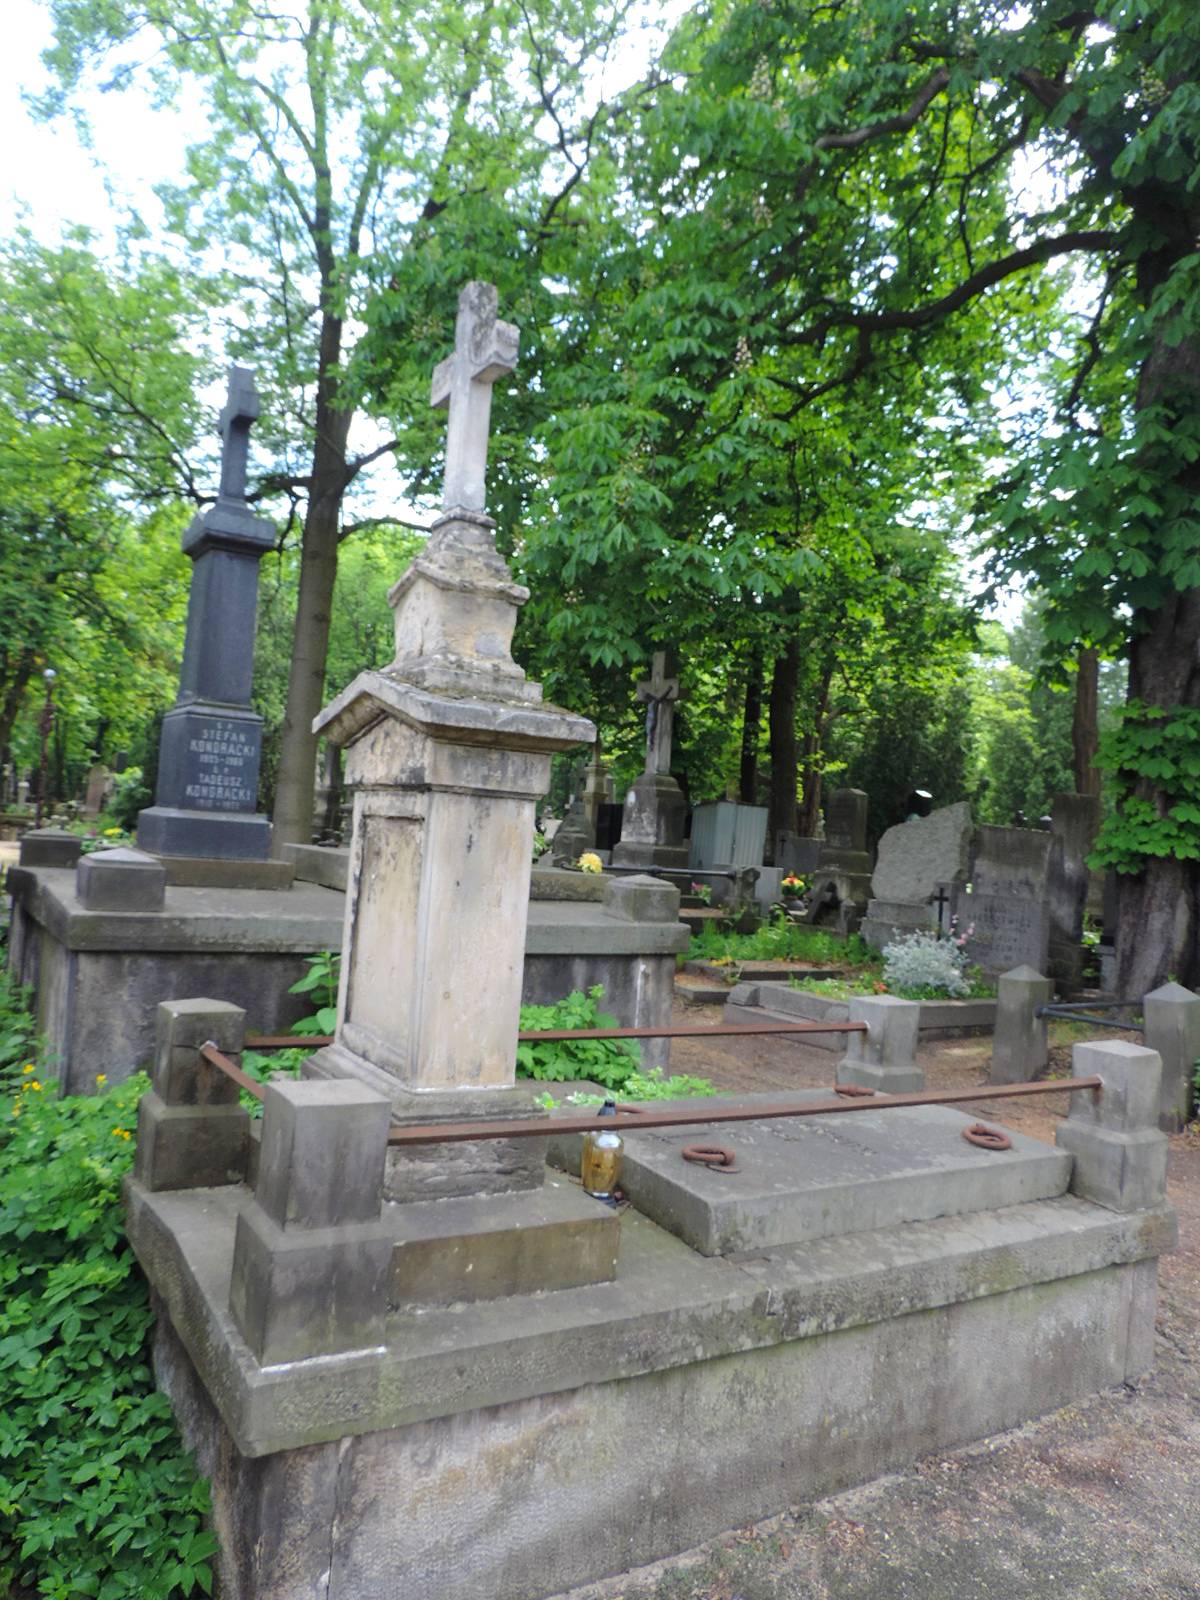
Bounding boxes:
22 1063 34 1075
112 1126 129 1139
29 1082 41 1092
104 827 122 837
578 852 603 874
95 1074 107 1086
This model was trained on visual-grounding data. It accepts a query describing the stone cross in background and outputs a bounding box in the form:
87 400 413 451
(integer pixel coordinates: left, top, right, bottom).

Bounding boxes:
217 366 259 501
136 365 275 862
430 281 520 514
637 652 681 776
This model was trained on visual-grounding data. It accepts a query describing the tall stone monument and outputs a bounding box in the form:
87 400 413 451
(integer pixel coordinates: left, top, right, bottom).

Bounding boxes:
310 281 596 1199
612 652 689 869
137 367 274 861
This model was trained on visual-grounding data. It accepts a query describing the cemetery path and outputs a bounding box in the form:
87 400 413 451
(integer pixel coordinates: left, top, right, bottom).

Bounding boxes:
567 1005 1200 1600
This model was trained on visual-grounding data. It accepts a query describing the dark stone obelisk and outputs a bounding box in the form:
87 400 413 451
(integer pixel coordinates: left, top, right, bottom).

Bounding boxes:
137 367 275 860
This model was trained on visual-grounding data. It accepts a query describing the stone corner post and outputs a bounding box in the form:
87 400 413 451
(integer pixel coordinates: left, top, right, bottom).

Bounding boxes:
1142 981 1200 1134
1056 1039 1169 1212
836 995 923 1093
134 998 249 1191
990 965 1053 1086
230 1078 393 1364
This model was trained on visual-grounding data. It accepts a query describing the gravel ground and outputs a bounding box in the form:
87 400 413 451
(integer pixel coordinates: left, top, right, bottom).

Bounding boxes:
561 1005 1200 1600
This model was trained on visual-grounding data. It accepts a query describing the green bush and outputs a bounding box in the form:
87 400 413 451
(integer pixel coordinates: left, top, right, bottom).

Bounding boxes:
0 1066 214 1597
556 1068 718 1104
516 986 641 1088
686 915 876 969
0 970 38 1094
287 950 339 1036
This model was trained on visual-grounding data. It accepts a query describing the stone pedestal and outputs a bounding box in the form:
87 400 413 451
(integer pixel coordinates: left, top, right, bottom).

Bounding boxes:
611 771 689 869
1056 1040 1169 1212
990 964 1053 1085
835 995 924 1093
309 672 593 1200
1143 981 1200 1132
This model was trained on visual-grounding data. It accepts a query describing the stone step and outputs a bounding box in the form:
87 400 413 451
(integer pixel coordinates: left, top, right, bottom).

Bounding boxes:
387 1173 619 1305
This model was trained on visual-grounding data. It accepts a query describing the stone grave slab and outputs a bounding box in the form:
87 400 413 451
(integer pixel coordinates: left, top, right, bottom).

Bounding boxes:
552 1092 1070 1256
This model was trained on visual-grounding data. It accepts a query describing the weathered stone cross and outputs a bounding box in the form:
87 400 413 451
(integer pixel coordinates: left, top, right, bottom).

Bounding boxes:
430 281 520 514
637 651 681 776
216 365 261 503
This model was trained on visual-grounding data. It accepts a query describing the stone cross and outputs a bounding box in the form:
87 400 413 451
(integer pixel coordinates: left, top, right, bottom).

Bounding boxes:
637 652 681 776
430 281 520 513
216 365 260 503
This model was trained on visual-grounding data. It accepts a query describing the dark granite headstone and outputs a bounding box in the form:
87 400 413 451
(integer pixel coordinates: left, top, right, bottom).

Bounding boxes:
956 825 1054 975
825 788 868 855
957 892 1050 976
137 366 275 860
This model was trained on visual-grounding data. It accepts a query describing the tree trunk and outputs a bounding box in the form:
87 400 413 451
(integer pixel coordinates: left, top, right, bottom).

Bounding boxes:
767 636 800 853
1115 275 1200 995
270 312 352 853
738 648 763 803
1072 646 1100 796
0 650 36 760
1115 589 1200 997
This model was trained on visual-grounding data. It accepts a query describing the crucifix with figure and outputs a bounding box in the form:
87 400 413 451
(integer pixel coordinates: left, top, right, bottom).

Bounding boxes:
430 282 520 514
637 652 681 776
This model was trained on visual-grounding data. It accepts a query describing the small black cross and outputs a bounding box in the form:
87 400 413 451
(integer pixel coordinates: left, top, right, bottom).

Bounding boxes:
930 884 950 932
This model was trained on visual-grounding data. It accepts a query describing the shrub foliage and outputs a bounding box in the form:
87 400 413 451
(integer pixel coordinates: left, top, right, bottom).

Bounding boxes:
0 1039 213 1597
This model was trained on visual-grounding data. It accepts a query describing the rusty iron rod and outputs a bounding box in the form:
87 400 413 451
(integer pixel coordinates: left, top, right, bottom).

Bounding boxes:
516 1021 868 1041
384 1076 1103 1146
244 1034 331 1049
199 1040 1100 1148
200 1042 265 1101
243 1020 869 1050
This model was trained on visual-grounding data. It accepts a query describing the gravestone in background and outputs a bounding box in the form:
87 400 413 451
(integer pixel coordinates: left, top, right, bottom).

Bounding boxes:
804 787 873 933
612 653 689 869
861 801 973 950
552 749 614 865
956 825 1053 976
1047 793 1101 989
775 831 822 874
137 367 275 860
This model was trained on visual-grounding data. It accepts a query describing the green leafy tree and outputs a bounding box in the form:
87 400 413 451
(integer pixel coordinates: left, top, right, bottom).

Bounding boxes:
581 0 1200 990
40 0 646 848
0 235 203 786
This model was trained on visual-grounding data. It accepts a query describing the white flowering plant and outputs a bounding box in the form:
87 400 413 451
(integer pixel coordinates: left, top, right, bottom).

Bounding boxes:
881 923 981 1000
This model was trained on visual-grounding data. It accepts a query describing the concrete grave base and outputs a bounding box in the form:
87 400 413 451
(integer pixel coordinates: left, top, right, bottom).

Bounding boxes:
131 1173 1172 1600
724 979 998 1048
6 856 687 1083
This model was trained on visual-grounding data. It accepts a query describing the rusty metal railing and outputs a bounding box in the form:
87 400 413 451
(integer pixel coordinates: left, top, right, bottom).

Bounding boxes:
244 1019 870 1050
200 1042 1100 1147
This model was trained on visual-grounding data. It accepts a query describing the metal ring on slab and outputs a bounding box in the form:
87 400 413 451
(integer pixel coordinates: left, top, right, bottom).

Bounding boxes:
962 1123 1012 1151
834 1084 876 1098
681 1143 740 1174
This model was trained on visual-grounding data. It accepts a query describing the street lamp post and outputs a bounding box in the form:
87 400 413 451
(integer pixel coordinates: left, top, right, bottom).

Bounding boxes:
35 669 56 830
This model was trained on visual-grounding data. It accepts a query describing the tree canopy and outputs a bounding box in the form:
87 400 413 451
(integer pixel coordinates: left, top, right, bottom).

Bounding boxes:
10 0 1200 989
